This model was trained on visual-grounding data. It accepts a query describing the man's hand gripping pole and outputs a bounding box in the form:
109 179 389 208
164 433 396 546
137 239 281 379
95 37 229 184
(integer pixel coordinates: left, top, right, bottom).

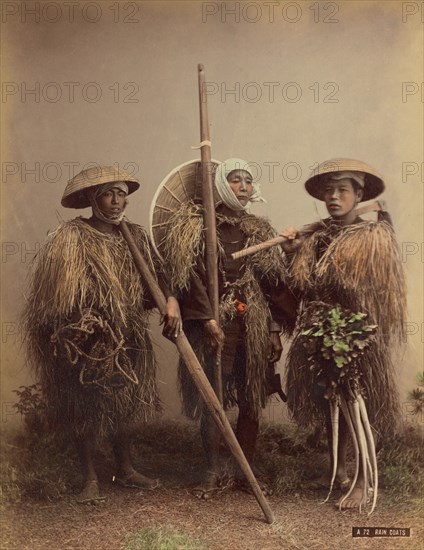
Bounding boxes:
231 200 385 260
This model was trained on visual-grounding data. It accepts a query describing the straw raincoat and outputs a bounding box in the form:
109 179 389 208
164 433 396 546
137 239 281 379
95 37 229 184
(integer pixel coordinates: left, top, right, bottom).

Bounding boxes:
23 167 162 437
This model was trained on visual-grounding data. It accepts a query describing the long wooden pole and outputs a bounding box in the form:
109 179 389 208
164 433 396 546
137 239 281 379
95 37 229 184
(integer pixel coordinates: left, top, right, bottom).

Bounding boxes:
197 63 222 402
119 220 275 524
231 201 383 260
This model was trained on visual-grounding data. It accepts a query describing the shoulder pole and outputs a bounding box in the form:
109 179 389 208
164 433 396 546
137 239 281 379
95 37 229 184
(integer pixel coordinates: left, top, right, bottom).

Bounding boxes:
231 200 386 260
197 64 223 402
119 219 275 524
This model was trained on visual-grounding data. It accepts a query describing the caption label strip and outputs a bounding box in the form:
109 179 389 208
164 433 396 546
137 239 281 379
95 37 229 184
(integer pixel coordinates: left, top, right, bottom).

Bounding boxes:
352 528 410 538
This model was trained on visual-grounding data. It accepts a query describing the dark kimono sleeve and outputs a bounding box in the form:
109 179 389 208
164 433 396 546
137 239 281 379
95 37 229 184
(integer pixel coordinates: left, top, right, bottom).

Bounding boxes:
268 282 298 334
178 257 214 321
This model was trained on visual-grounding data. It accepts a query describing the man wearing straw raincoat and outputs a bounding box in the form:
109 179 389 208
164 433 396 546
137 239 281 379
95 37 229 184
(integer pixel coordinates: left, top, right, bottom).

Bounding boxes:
281 159 406 511
23 166 181 503
162 158 297 498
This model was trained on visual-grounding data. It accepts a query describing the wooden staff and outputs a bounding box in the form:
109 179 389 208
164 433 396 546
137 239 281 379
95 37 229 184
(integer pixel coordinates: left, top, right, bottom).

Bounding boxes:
231 201 385 260
197 63 222 402
119 219 275 524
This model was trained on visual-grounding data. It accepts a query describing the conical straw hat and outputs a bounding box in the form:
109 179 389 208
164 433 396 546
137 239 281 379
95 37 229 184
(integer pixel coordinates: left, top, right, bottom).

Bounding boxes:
61 165 140 208
305 158 385 201
149 159 221 259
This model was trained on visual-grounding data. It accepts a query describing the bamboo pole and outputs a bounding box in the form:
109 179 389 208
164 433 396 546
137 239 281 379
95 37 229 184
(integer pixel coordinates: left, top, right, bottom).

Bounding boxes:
197 63 222 402
119 219 275 524
231 201 383 260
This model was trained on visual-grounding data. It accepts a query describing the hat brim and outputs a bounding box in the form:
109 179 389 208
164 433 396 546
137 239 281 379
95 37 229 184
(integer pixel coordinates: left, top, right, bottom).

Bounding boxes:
304 159 385 201
305 173 384 201
61 180 140 209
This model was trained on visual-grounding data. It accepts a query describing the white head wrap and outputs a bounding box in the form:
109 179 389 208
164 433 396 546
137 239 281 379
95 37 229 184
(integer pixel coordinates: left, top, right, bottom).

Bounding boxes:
87 181 129 225
214 158 265 212
328 171 365 189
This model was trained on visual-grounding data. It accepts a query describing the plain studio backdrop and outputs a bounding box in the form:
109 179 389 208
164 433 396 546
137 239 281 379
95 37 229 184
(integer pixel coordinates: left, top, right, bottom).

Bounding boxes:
1 1 422 425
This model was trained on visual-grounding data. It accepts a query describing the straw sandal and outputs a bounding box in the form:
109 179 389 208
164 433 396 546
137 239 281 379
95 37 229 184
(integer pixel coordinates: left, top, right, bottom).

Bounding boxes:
76 480 106 504
114 472 160 490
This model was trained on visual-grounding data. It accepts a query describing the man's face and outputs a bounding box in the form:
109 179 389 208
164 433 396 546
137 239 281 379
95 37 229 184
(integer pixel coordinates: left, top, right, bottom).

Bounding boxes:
96 186 127 219
227 169 253 206
323 178 363 219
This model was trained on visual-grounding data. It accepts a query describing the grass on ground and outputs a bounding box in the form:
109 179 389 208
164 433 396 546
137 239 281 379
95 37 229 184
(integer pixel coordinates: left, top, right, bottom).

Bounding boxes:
1 414 422 509
123 527 206 550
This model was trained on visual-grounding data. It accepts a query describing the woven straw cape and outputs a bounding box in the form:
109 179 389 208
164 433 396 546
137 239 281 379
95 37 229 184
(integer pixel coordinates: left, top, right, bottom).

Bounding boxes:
305 158 385 202
61 165 140 208
149 159 221 259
